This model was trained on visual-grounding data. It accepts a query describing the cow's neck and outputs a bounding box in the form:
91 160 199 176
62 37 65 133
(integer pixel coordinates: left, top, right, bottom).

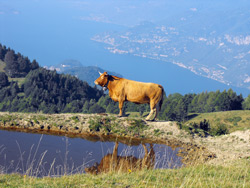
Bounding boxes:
107 76 120 92
104 79 109 88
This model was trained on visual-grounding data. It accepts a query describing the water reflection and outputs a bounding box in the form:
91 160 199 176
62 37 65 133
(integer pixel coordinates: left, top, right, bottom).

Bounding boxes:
0 129 182 177
85 142 155 174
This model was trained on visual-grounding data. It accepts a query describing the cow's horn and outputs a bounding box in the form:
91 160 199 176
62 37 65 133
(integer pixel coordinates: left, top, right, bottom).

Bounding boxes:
98 71 102 76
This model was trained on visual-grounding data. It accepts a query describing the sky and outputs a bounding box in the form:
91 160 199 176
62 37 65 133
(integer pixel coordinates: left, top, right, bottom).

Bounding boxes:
1 0 249 67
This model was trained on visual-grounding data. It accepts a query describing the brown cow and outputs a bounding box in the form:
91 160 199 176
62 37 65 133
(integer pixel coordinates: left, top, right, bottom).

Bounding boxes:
94 72 164 121
84 142 155 175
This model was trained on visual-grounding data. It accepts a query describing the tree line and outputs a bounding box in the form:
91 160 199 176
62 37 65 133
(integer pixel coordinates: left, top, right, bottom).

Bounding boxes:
87 89 247 122
158 90 244 121
1 43 250 121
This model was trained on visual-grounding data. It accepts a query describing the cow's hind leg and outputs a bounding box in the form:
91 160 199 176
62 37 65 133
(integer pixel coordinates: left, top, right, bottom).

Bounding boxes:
145 109 156 121
146 89 163 121
146 101 157 121
155 101 161 120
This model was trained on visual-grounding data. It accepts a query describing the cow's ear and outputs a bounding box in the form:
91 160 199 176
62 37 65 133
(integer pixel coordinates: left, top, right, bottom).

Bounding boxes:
103 72 108 77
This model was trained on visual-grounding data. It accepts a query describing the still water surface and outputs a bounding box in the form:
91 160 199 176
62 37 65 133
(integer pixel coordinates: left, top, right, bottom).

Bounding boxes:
0 129 182 177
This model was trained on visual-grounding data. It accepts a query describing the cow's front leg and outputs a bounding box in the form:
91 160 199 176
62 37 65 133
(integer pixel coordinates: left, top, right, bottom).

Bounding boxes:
118 100 124 117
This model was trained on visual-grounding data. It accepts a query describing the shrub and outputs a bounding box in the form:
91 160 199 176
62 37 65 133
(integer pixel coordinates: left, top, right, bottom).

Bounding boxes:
87 116 113 133
199 119 210 132
186 119 211 137
153 129 164 136
127 119 148 137
71 116 79 123
88 116 102 131
210 124 229 136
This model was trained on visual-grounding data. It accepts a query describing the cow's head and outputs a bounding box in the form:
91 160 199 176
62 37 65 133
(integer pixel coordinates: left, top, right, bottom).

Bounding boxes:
94 72 109 89
84 162 99 175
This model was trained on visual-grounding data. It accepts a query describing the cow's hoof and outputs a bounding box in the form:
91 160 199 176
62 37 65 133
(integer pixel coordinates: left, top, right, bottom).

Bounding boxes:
146 119 155 122
145 114 155 121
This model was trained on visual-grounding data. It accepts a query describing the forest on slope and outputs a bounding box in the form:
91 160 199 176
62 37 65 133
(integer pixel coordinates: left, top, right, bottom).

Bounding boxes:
0 44 103 113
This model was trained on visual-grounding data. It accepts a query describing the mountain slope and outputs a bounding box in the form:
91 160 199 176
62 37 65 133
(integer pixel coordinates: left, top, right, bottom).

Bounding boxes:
0 44 103 113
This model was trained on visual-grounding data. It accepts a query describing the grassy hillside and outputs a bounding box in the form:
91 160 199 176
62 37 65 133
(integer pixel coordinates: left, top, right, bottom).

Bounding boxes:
185 110 250 133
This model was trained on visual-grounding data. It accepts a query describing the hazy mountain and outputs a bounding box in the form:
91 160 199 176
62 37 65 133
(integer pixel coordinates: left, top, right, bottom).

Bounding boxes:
46 60 122 86
45 60 83 72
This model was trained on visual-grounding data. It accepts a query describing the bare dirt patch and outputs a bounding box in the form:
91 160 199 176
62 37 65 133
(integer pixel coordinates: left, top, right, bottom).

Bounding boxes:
147 120 250 164
195 130 250 164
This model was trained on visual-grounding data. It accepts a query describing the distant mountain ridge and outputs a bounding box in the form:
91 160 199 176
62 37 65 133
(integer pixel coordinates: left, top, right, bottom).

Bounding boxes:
46 59 122 86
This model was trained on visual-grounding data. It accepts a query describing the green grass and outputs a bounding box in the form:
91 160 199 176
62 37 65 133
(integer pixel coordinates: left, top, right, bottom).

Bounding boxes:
87 115 148 137
185 110 250 134
125 111 149 118
9 77 26 87
0 60 5 72
0 59 26 87
0 159 249 188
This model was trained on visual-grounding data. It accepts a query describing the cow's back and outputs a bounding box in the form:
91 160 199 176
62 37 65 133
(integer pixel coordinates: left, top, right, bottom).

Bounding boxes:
122 79 163 104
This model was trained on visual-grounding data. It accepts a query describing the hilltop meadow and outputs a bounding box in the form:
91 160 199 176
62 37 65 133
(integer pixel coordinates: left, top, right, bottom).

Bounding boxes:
0 110 249 187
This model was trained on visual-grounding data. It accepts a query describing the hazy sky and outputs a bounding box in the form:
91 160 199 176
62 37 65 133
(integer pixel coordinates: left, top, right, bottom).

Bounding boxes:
1 0 248 26
1 0 249 95
1 0 249 65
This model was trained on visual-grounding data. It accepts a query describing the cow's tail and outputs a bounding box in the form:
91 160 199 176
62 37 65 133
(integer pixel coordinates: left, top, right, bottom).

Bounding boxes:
158 85 164 112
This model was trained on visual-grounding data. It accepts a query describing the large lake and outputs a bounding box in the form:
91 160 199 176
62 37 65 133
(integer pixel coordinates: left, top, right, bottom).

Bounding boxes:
0 129 183 177
1 12 241 95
